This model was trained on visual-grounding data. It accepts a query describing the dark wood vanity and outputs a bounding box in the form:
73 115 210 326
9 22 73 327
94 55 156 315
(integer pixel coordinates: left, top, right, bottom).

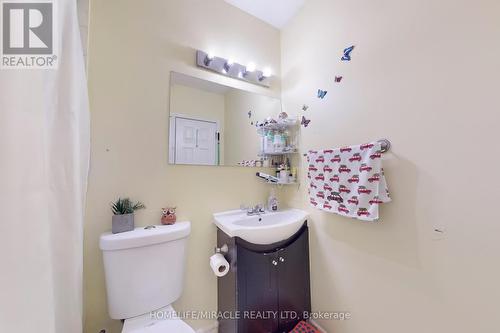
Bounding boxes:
217 223 311 333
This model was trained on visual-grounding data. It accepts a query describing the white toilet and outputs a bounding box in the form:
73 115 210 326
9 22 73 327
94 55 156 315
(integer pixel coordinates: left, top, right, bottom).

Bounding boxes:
100 221 195 333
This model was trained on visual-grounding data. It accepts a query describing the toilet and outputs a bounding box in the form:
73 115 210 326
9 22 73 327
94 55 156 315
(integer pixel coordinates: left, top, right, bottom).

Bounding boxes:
100 221 195 333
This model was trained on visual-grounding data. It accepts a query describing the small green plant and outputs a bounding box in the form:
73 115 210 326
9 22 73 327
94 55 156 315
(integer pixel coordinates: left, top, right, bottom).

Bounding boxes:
111 198 146 215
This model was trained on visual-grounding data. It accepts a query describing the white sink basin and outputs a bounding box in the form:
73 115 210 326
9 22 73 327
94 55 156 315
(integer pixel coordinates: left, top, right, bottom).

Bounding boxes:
213 208 308 245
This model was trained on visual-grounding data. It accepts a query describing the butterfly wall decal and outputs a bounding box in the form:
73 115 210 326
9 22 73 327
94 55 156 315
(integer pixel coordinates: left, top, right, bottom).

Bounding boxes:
302 104 309 112
335 76 343 82
247 110 252 118
341 45 355 61
317 89 328 99
301 116 311 128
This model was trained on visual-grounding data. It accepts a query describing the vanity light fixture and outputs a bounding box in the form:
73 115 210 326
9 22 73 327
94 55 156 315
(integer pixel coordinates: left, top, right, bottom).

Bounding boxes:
259 67 272 81
243 62 256 77
223 59 234 72
196 50 271 87
204 52 215 66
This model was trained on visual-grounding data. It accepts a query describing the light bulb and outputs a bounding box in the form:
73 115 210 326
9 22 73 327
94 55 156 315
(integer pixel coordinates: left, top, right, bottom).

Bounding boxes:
262 67 272 78
258 67 273 81
246 62 256 72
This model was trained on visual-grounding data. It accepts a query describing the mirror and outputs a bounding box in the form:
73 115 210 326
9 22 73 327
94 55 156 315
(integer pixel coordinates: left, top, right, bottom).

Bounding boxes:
169 72 289 166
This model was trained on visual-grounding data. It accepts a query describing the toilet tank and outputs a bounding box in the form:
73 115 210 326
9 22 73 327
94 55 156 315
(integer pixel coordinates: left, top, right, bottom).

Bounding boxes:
100 221 191 320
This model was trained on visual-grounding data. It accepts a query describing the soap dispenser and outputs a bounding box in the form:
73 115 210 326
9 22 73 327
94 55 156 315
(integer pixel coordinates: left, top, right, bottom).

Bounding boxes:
267 188 279 212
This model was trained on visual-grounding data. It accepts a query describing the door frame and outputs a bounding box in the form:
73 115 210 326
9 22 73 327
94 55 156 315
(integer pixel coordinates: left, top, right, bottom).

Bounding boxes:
168 113 220 164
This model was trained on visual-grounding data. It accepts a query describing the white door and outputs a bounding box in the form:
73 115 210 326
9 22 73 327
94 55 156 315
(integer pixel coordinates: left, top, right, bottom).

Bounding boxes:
174 117 217 165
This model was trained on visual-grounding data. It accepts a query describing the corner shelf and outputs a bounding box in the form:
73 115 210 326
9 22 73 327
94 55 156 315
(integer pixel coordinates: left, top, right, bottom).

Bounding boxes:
256 120 298 133
269 181 298 185
255 117 300 187
258 150 299 157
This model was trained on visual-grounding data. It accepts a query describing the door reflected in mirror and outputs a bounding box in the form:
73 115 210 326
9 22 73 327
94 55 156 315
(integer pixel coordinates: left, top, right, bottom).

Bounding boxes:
169 72 290 166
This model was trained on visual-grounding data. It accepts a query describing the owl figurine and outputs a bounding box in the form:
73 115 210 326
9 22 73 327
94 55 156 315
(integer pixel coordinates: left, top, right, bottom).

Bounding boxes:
161 207 177 225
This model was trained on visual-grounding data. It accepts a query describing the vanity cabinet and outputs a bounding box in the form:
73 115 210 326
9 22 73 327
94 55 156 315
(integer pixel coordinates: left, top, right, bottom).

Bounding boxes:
217 223 311 333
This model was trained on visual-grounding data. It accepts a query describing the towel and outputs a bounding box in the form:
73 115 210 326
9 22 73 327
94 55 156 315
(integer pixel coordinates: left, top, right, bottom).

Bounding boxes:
289 321 321 333
307 142 391 221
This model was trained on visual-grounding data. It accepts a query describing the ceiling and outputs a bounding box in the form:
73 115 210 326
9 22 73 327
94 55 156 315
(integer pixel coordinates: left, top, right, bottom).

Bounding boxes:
224 0 305 29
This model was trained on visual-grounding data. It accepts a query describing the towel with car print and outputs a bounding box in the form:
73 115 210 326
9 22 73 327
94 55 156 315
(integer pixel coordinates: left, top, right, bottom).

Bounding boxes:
307 142 391 221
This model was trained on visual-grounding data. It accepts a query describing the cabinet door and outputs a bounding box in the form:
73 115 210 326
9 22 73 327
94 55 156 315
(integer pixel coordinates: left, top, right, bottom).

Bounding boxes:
277 229 311 332
238 246 279 333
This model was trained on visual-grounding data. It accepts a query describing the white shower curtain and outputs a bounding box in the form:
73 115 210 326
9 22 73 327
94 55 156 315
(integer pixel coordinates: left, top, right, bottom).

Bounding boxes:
0 1 89 332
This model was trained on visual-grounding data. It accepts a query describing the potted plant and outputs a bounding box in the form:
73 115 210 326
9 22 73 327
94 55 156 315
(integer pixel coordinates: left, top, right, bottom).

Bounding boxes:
110 198 145 234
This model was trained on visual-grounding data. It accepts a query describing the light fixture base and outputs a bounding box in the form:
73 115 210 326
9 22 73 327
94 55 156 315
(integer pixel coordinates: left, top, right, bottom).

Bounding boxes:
196 50 271 88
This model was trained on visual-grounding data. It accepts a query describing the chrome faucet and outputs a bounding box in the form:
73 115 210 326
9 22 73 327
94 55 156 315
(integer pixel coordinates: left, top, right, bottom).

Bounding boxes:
246 204 265 216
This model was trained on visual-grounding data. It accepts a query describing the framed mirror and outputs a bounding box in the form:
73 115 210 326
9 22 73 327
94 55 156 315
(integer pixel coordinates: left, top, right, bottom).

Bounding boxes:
169 72 294 167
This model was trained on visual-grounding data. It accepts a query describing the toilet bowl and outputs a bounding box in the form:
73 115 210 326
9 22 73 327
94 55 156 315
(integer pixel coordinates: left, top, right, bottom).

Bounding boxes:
122 305 194 333
100 222 194 333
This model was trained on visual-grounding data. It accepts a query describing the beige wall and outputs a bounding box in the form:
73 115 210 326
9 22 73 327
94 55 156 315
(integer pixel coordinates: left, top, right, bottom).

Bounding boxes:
77 0 89 64
170 84 226 164
281 0 500 332
224 89 281 165
86 0 500 332
84 0 281 332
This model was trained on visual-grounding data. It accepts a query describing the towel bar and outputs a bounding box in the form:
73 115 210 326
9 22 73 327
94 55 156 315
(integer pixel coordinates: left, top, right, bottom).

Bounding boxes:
303 138 391 156
378 139 391 153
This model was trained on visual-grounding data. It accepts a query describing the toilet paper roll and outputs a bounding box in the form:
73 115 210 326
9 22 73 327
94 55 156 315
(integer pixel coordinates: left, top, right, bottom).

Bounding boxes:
210 253 230 277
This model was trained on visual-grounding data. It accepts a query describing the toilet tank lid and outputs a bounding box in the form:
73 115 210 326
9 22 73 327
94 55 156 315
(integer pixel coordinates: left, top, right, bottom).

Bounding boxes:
100 221 191 251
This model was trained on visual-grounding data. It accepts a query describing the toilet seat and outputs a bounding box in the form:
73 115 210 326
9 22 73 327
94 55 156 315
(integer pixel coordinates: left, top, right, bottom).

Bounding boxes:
122 305 195 333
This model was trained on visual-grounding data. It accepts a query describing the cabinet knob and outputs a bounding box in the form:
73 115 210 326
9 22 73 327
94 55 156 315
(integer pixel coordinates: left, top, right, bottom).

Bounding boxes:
279 256 285 262
272 260 278 266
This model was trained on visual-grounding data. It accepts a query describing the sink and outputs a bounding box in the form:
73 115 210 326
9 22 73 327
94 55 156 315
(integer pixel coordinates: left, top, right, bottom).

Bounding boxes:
213 208 308 245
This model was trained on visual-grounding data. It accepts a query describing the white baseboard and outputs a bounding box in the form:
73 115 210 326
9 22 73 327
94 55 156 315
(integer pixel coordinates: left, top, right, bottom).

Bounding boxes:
310 319 328 333
195 321 218 333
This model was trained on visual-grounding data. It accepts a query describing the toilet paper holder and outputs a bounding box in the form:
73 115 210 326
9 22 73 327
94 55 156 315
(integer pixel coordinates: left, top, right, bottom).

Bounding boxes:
214 244 228 254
